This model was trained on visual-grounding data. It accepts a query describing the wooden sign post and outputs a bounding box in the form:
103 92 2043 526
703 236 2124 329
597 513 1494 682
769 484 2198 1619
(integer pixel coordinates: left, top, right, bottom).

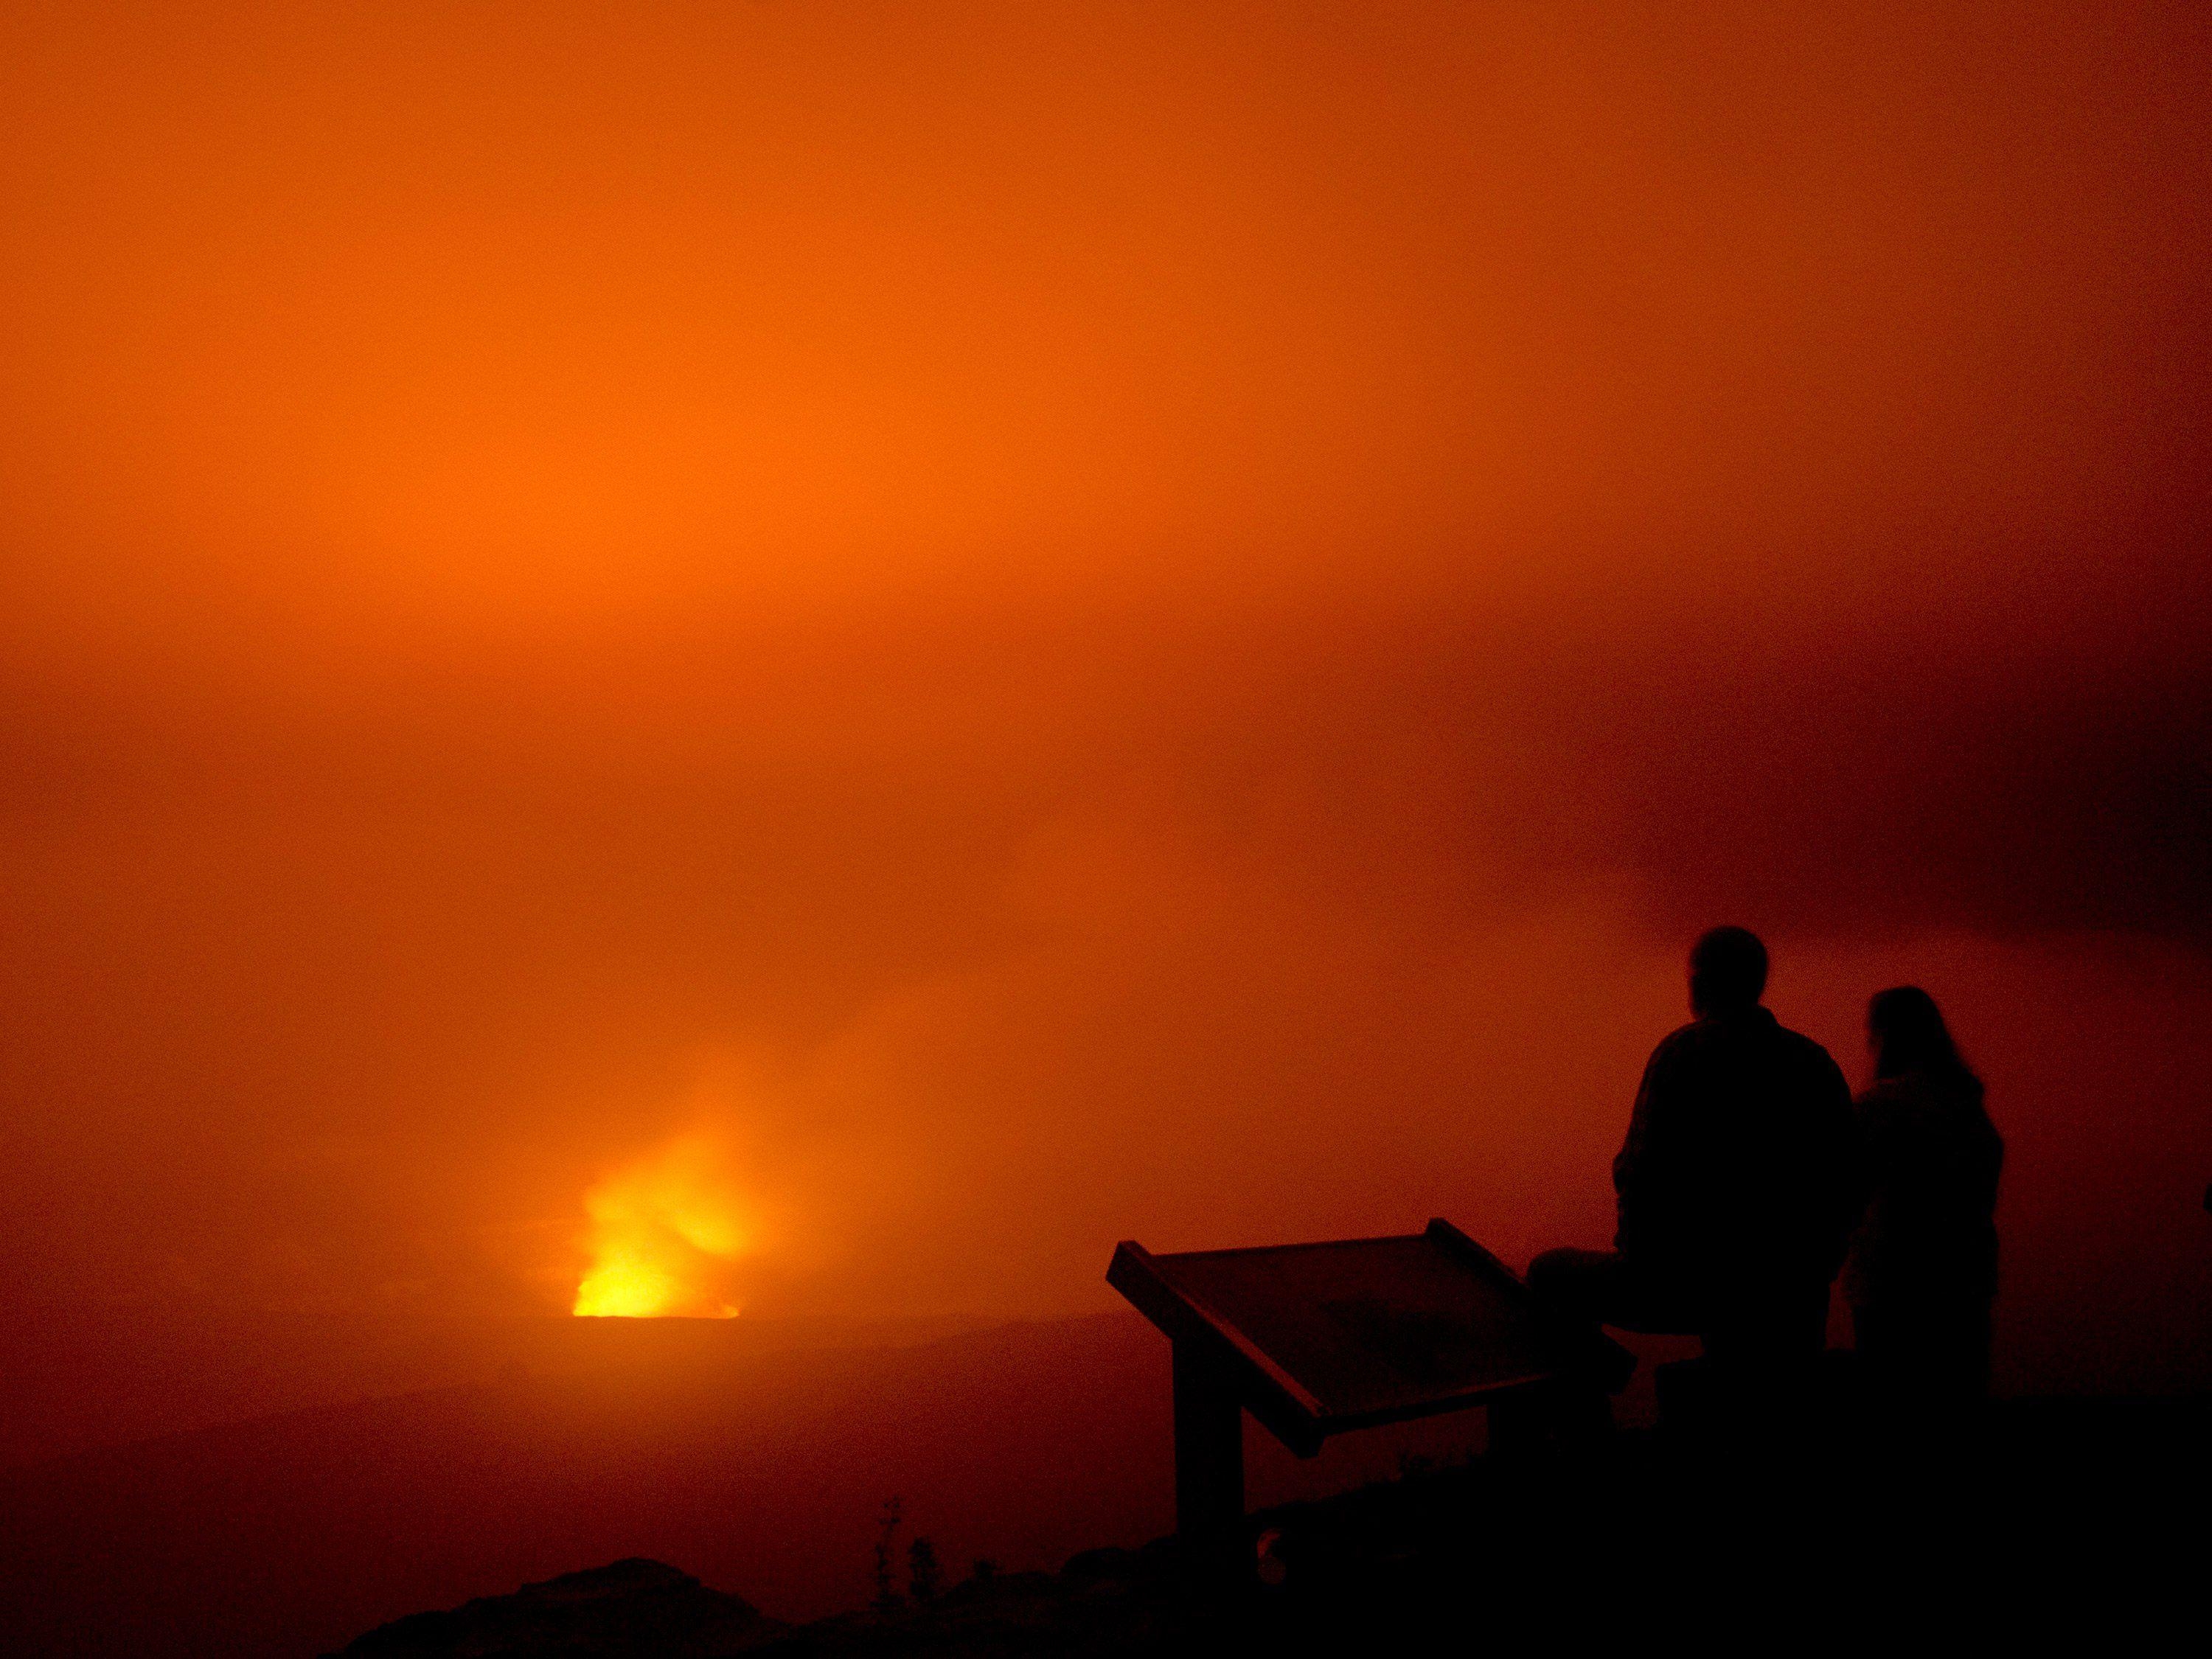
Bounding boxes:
1170 1339 1245 1545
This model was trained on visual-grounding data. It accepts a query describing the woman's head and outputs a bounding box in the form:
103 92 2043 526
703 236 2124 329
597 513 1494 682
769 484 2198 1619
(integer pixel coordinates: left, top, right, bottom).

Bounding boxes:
1867 985 1979 1093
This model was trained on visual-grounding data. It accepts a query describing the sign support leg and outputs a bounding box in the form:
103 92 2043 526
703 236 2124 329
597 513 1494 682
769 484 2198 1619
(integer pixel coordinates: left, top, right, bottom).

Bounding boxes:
1171 1339 1243 1548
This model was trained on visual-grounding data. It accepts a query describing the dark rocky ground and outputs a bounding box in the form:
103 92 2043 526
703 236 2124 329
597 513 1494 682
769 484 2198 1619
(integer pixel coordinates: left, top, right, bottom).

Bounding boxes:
333 1394 2210 1655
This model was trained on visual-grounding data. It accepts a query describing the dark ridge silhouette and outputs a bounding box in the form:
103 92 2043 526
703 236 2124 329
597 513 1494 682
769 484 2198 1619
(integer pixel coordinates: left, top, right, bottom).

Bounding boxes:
0 1311 1478 1658
335 1559 783 1657
323 1394 2211 1655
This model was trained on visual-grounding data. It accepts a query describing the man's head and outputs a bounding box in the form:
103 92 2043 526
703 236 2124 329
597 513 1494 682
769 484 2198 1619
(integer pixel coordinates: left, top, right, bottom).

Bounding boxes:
1688 926 1768 1016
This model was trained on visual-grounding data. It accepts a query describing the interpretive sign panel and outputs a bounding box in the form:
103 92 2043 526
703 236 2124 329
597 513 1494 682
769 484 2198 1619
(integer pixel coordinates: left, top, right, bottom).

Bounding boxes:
1107 1220 1631 1540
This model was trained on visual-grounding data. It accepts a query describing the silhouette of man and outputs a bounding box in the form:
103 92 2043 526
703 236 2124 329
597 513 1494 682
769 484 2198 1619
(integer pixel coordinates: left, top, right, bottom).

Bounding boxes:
1529 928 1859 1366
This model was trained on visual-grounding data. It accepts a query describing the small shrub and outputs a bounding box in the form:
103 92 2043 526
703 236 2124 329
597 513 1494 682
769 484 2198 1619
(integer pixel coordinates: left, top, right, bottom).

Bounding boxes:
872 1498 905 1613
908 1537 942 1604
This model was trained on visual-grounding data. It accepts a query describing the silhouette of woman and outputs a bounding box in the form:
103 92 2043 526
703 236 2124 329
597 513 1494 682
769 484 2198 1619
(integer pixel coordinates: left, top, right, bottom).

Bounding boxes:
1846 987 2003 1404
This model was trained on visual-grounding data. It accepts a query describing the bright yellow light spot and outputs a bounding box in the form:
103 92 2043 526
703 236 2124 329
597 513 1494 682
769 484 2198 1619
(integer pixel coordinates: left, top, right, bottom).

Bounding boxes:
572 1134 750 1318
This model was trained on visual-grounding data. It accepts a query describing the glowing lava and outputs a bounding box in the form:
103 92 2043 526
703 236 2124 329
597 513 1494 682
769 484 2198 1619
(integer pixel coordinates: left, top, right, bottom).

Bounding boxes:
572 1134 750 1318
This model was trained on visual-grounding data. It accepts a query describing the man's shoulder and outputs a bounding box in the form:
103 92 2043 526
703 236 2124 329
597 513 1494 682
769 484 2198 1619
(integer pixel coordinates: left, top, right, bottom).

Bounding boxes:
1672 1010 1843 1073
1767 1020 1851 1100
1770 1018 1840 1064
1655 1009 1779 1053
1646 1020 1709 1067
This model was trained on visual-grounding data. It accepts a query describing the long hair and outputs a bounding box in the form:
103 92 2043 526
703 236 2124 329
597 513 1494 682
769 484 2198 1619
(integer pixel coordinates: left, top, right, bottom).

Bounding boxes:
1868 985 1982 1099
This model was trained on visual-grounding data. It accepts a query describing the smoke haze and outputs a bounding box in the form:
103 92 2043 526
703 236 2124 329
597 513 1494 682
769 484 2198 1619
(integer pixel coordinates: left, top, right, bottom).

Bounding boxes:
2 1 2208 1460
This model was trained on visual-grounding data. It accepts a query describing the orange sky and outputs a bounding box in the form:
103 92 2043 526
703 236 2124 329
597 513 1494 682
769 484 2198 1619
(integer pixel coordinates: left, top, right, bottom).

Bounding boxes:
2 1 2209 1447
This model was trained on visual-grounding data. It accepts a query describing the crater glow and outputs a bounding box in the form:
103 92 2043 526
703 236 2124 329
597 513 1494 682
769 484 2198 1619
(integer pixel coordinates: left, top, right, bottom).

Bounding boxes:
572 1135 750 1318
